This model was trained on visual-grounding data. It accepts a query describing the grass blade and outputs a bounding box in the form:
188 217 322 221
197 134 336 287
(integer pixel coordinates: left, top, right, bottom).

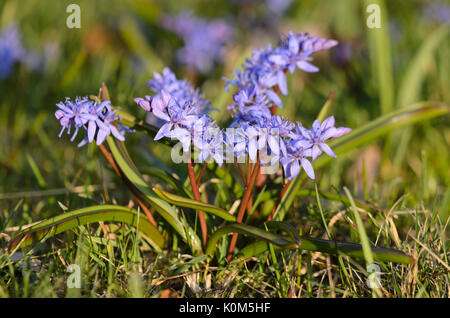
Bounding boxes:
364 0 394 114
343 187 374 265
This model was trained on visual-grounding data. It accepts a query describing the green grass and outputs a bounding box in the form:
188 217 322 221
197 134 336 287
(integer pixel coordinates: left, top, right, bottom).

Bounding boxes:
0 0 449 298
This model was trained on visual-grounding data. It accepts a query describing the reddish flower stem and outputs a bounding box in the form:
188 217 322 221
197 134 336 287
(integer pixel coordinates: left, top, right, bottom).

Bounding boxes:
227 155 261 261
196 162 207 185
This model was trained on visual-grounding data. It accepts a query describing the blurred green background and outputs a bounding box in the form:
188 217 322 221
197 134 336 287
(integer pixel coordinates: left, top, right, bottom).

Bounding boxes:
0 0 449 226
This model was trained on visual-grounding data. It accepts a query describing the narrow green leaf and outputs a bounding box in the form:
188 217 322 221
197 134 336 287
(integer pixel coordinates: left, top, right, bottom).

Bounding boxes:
141 167 192 199
272 175 305 221
7 205 165 251
206 223 300 257
313 101 450 169
172 255 209 275
238 236 415 265
296 188 385 214
153 188 236 222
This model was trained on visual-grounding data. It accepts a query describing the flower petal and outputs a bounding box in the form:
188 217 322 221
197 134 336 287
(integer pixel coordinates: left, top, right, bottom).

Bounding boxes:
88 120 96 143
300 158 315 179
319 142 336 158
296 60 319 73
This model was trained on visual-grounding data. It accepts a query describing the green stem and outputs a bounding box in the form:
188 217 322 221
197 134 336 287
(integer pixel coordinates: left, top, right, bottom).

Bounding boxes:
207 224 415 265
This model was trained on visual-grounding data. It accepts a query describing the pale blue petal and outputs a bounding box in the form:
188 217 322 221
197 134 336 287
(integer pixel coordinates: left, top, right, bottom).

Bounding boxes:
296 60 319 73
319 143 336 158
300 158 315 179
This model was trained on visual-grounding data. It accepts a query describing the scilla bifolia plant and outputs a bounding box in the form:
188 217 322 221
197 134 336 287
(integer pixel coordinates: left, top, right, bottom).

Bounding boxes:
9 31 418 266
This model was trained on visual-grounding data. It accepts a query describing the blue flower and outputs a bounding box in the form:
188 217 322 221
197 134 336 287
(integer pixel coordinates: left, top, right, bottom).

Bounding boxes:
280 141 315 180
151 91 202 141
261 115 296 158
55 97 126 147
294 116 351 160
0 24 50 78
134 96 152 112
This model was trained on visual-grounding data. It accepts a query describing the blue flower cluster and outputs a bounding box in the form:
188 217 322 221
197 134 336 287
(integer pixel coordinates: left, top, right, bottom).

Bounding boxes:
0 25 26 78
225 31 338 121
58 31 350 181
218 31 349 180
132 31 350 180
55 97 126 147
162 11 233 73
135 68 218 154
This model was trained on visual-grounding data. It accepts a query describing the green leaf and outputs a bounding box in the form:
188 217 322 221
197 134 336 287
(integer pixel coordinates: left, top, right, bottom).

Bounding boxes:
141 167 192 199
206 223 300 257
172 255 209 275
296 188 385 214
313 101 450 169
7 205 165 251
153 188 236 222
238 234 415 265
